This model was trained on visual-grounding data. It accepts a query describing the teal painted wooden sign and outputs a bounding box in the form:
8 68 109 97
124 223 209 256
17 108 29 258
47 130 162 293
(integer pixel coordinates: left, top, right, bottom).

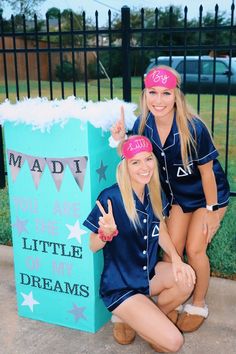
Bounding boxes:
4 118 121 333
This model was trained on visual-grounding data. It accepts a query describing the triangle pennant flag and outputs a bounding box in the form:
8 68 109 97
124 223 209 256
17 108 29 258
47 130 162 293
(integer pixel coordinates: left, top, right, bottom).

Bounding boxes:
26 155 47 189
46 158 66 191
65 156 88 191
7 149 26 182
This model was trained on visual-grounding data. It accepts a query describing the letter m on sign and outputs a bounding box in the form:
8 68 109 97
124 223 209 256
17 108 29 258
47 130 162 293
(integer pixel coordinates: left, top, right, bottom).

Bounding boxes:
7 150 26 182
9 152 22 167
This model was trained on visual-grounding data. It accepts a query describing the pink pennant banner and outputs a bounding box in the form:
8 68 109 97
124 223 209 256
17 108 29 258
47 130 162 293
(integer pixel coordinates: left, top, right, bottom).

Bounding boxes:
7 150 88 192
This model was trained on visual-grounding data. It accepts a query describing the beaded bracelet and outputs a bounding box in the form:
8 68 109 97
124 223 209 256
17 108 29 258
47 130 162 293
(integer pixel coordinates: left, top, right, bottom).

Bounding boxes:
98 227 118 242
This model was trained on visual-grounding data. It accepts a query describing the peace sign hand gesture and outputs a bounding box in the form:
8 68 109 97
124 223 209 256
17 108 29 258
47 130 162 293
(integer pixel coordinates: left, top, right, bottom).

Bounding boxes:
96 199 118 242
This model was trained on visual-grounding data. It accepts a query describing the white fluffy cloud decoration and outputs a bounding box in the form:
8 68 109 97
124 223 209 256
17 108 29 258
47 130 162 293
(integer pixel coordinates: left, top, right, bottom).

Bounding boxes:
0 96 137 132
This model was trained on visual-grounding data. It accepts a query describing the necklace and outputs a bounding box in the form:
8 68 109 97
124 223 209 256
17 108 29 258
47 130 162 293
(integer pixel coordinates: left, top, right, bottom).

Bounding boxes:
133 186 145 202
137 191 144 202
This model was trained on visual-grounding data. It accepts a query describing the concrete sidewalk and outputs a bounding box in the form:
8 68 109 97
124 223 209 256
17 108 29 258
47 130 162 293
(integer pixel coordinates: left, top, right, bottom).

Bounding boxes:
0 244 235 354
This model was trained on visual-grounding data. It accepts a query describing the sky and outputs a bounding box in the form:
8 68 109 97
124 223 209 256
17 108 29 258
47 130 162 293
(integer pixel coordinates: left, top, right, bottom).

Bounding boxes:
1 0 234 22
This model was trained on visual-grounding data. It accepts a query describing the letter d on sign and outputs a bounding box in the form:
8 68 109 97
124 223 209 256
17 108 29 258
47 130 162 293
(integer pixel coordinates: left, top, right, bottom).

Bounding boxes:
51 160 64 174
20 272 31 285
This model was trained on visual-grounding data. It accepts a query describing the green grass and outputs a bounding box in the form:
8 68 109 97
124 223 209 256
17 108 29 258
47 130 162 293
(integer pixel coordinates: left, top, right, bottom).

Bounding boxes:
0 185 11 245
0 77 235 191
1 78 235 190
0 78 235 276
207 197 236 277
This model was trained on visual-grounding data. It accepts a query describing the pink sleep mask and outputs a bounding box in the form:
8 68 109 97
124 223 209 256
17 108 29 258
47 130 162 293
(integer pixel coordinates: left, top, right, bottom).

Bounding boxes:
144 68 177 89
122 136 153 159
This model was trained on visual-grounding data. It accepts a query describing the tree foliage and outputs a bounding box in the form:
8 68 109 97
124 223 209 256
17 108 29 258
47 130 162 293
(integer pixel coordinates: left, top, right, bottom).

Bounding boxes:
45 7 94 47
0 4 233 77
46 7 60 19
99 5 233 76
4 0 45 17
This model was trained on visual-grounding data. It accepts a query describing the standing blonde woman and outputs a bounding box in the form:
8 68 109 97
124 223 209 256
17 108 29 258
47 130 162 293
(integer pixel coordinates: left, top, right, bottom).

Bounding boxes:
110 66 230 332
83 135 195 352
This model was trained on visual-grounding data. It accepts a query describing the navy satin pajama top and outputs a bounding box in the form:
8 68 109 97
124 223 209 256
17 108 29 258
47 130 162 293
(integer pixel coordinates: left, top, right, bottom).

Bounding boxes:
83 183 168 312
132 114 230 212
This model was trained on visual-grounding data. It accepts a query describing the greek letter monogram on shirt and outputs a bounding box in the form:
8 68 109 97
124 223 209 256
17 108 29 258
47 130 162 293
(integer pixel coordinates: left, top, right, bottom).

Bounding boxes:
152 224 159 238
177 164 193 177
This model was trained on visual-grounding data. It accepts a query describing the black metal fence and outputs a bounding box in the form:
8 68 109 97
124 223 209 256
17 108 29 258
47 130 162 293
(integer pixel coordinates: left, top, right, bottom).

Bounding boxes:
0 4 236 194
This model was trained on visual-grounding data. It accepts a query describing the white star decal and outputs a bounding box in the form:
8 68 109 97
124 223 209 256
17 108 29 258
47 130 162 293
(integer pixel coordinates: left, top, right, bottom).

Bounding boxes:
21 291 40 312
66 220 87 244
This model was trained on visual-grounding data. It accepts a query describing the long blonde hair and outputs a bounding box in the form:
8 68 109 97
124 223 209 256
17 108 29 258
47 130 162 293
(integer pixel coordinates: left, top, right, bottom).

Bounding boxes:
139 65 200 169
116 149 164 228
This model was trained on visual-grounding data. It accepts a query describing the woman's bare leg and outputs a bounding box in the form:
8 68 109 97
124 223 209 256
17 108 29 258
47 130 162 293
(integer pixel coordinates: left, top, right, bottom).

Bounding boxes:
150 262 194 314
186 207 227 306
113 294 183 352
164 205 192 260
112 261 194 352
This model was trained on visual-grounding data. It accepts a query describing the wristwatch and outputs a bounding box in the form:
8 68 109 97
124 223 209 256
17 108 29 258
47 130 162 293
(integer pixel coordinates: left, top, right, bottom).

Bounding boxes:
206 204 219 211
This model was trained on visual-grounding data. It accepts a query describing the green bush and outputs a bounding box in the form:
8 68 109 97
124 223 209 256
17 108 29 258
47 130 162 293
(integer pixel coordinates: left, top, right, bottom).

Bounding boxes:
87 62 105 80
55 60 79 82
0 186 11 245
207 197 236 277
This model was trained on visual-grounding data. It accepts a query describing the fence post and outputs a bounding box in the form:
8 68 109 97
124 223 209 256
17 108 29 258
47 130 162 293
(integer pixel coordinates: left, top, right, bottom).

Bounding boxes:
121 6 131 102
0 126 5 189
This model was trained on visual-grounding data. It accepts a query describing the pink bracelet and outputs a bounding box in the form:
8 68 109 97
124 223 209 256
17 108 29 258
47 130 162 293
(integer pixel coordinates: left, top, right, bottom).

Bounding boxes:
98 227 118 242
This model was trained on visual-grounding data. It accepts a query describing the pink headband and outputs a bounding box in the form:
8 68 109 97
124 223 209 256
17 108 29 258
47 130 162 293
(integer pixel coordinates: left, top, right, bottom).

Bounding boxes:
144 68 177 89
122 136 153 160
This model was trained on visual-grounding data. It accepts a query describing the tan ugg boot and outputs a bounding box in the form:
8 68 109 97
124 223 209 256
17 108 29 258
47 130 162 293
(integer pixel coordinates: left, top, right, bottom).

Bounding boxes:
167 309 179 324
113 322 136 345
176 304 208 332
